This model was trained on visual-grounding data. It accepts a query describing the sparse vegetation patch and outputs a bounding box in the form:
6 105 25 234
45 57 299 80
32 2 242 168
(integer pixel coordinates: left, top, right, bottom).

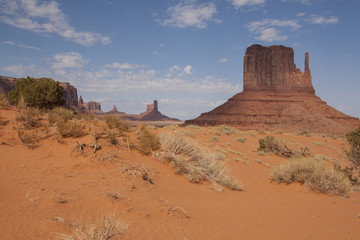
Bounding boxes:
157 132 242 191
271 157 351 197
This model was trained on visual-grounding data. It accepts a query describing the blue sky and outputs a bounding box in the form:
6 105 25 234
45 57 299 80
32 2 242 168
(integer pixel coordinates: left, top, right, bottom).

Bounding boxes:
1 0 359 120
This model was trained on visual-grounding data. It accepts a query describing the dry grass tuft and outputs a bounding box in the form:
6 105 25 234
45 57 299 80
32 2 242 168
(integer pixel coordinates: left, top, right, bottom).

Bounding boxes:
0 92 9 107
259 135 311 158
136 124 160 155
217 125 238 135
17 128 38 148
56 120 86 138
16 107 42 129
56 213 128 240
271 157 351 197
105 115 130 132
48 107 74 124
157 132 242 191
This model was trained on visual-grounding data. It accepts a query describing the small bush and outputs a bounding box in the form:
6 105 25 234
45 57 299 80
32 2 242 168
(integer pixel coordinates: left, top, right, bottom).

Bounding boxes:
18 128 37 148
235 137 247 143
136 124 160 155
271 157 351 197
217 125 238 135
346 127 360 166
185 125 201 129
184 130 195 138
258 129 266 135
56 120 86 138
106 130 118 145
0 92 9 107
157 132 241 191
55 213 128 240
258 135 310 158
210 136 219 142
48 107 74 124
16 107 42 129
105 115 130 132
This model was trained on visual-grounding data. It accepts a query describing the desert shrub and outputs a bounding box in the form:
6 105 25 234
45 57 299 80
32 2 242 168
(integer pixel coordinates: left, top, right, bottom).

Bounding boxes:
235 137 247 143
16 107 42 129
105 115 130 132
258 129 266 135
157 132 241 191
55 213 128 240
258 135 310 158
48 107 74 124
18 128 37 148
56 120 86 138
185 125 201 129
184 130 195 138
9 77 64 109
346 127 360 166
0 92 9 107
217 125 238 135
106 130 119 146
136 124 160 155
210 136 219 142
271 157 351 197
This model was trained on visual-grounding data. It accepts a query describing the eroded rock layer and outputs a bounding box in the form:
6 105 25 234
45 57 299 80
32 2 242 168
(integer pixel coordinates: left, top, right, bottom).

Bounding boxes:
185 45 359 135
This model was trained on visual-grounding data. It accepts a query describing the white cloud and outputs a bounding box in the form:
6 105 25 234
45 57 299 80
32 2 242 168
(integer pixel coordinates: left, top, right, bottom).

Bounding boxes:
0 0 111 46
183 65 193 75
246 18 300 43
219 58 228 64
307 15 339 25
232 0 266 9
160 0 220 28
1 40 40 50
52 52 88 69
1 63 50 77
104 62 145 69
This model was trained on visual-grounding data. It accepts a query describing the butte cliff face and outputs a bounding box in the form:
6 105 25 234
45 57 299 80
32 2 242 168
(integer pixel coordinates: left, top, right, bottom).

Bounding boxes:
185 45 359 135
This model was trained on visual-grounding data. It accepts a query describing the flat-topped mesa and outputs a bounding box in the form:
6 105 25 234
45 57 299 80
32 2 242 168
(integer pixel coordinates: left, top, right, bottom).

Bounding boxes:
243 45 315 94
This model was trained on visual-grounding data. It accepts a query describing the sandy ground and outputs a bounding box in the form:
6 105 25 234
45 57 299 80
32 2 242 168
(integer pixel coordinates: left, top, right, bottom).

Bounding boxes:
0 106 359 240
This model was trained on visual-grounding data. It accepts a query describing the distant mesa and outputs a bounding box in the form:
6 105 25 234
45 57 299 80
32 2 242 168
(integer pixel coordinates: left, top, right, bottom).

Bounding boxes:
0 76 180 123
185 44 360 135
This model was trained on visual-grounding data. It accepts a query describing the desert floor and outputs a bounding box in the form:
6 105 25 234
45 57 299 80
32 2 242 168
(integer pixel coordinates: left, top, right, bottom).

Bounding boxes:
1 106 359 240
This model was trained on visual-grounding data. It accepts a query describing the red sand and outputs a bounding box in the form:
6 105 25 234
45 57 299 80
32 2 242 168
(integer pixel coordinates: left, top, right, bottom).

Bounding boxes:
0 106 359 239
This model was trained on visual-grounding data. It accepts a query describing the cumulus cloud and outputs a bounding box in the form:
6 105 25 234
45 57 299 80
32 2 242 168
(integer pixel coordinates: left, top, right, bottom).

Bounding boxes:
218 58 228 64
52 52 88 69
307 15 339 25
1 40 40 50
104 62 145 69
183 65 193 75
232 0 266 9
246 18 301 43
0 0 111 46
160 0 220 28
1 63 50 77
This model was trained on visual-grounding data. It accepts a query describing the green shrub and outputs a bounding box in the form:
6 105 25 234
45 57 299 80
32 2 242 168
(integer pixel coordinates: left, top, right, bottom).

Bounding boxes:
235 137 247 143
157 132 242 191
271 157 351 197
136 124 160 155
346 127 360 166
105 115 130 132
56 120 86 138
9 77 64 109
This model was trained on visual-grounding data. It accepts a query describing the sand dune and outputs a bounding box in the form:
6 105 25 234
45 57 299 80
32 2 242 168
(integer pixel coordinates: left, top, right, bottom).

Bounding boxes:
0 107 359 240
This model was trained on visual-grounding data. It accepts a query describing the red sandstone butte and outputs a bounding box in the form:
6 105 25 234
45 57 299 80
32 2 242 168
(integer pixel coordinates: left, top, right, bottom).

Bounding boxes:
185 44 360 135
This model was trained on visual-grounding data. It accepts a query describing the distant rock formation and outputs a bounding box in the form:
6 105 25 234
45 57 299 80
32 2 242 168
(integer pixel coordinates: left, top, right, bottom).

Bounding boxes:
126 100 180 122
185 45 359 135
79 96 101 112
0 76 79 108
